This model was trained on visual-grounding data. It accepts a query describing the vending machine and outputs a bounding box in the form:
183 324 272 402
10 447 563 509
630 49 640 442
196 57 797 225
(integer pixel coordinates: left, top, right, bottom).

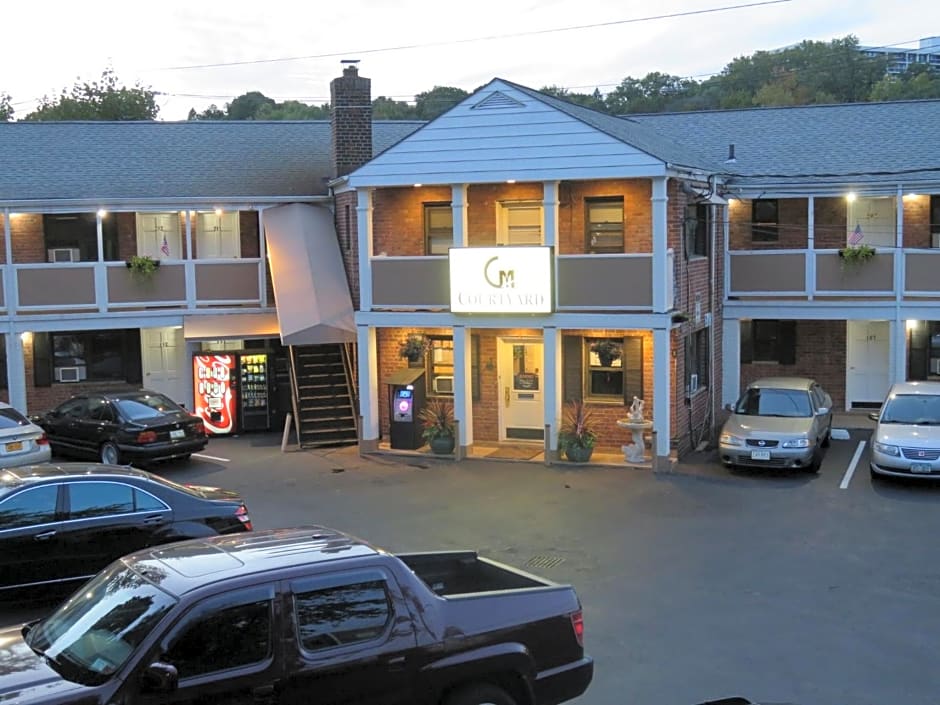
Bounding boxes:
193 351 273 435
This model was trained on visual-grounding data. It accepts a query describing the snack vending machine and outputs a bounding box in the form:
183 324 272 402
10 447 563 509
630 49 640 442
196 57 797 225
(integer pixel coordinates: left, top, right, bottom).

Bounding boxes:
193 351 273 435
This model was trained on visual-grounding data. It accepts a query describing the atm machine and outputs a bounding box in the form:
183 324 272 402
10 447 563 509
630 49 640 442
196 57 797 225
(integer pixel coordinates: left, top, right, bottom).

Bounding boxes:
387 368 427 450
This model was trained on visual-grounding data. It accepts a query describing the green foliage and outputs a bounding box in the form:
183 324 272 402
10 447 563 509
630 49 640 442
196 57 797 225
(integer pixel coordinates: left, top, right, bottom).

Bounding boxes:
399 334 429 360
870 64 940 100
419 399 455 441
414 86 469 119
558 401 598 450
838 244 877 268
127 254 159 278
24 68 158 121
0 93 12 121
372 96 414 119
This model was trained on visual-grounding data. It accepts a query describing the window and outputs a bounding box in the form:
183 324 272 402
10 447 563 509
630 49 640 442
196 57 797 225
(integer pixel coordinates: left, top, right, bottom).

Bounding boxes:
686 329 709 394
43 213 119 262
741 320 796 364
0 485 59 529
424 204 453 255
424 335 480 400
87 396 115 422
164 594 273 679
51 330 136 382
586 198 624 253
67 482 134 520
135 489 169 512
563 336 643 403
684 204 710 258
498 202 542 245
293 576 391 652
751 199 779 242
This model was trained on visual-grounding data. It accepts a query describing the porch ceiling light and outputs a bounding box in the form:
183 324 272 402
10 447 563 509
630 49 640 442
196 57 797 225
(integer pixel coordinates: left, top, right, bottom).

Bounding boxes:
846 192 857 202
20 331 31 343
903 192 919 200
506 179 516 184
214 207 223 215
97 209 108 217
413 183 422 188
907 319 919 331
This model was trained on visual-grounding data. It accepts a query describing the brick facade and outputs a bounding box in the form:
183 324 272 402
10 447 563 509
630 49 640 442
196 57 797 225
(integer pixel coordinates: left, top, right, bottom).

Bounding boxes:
331 66 372 179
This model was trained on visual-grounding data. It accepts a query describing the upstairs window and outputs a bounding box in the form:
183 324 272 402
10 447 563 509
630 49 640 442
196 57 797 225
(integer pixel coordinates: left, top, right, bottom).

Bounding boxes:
586 198 624 253
684 203 710 258
751 199 779 242
424 204 453 255
686 328 709 394
498 202 542 246
43 213 119 262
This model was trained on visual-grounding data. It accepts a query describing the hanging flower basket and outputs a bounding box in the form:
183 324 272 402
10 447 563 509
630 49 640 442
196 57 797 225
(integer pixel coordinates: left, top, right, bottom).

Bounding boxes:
126 255 160 280
590 339 622 367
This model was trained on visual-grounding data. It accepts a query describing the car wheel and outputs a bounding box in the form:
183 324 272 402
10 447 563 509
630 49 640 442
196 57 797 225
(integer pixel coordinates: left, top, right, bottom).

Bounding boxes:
444 684 517 705
806 452 822 473
821 429 831 448
100 441 122 465
870 465 881 481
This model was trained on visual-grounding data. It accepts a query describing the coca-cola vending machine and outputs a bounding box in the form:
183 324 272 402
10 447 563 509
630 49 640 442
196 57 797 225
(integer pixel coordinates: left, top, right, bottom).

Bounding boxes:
193 353 238 435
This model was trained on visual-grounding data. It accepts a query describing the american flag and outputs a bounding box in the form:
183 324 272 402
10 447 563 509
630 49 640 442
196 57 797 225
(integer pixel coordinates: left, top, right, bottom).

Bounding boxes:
160 234 170 256
849 223 863 245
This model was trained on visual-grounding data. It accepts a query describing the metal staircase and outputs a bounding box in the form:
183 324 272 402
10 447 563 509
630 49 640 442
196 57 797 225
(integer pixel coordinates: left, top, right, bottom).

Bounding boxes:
288 343 359 449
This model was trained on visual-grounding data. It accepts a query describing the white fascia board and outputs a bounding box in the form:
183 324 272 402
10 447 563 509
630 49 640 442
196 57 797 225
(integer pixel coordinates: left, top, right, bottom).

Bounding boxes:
723 300 900 320
725 180 940 199
355 310 672 330
0 196 331 211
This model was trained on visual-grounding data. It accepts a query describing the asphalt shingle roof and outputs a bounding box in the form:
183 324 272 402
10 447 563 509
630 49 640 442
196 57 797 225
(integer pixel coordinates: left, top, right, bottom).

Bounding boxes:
0 120 422 203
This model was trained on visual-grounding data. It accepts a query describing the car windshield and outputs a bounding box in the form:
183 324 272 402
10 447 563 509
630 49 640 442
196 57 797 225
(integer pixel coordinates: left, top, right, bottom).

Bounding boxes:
25 564 177 686
0 407 31 429
114 393 184 421
734 387 813 418
879 394 940 425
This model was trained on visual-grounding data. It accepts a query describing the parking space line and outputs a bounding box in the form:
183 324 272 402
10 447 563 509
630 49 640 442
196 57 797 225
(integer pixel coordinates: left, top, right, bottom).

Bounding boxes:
192 453 230 462
840 441 866 489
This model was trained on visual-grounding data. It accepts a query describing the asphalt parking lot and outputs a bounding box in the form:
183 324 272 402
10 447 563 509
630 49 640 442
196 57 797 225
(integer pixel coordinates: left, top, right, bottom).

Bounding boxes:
4 428 940 705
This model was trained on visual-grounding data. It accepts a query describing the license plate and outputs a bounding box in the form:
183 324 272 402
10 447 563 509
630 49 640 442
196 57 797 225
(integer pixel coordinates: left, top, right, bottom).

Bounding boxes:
5 441 22 452
170 429 186 440
750 450 771 461
911 463 932 474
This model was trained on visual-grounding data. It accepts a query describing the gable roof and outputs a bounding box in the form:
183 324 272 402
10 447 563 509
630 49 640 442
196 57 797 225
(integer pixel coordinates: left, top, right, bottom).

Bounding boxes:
0 120 422 205
630 100 940 190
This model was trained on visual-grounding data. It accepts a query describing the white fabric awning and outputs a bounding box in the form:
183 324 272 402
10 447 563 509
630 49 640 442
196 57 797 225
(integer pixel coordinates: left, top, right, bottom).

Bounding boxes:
263 203 356 345
183 312 281 341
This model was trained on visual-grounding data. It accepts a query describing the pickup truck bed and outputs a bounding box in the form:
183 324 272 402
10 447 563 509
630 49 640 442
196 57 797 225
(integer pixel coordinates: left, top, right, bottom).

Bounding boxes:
400 551 551 595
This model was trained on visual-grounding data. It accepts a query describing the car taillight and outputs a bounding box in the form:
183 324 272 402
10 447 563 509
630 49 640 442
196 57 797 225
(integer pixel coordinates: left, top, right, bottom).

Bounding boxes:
194 421 206 436
136 430 158 444
236 504 252 531
36 433 49 446
570 610 584 647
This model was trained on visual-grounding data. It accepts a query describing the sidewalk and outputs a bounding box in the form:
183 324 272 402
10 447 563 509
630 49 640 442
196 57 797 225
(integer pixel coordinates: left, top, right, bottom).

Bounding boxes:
832 409 876 430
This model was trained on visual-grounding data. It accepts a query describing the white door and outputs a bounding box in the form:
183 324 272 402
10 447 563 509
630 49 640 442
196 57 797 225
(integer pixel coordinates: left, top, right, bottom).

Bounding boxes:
846 321 891 409
196 211 241 259
142 327 187 406
497 202 543 245
136 213 182 260
497 338 544 441
846 197 896 248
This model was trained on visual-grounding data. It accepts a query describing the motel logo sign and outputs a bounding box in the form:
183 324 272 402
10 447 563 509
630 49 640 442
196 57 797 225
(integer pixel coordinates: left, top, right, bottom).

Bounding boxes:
449 246 553 314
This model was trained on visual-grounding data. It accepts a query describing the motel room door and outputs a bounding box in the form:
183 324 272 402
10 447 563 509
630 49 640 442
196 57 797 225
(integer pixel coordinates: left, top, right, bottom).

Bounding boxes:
497 338 544 441
846 320 891 409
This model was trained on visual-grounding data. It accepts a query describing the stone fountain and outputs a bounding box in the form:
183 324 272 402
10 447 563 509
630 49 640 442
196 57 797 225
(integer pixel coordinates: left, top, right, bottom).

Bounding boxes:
617 396 653 463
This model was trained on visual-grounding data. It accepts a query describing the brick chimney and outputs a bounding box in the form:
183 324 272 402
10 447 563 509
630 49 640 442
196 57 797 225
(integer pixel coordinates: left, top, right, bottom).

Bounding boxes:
330 63 372 178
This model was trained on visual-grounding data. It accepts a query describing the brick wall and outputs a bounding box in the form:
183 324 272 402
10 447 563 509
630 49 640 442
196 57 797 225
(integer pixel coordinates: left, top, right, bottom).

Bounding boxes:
240 211 260 258
116 213 136 260
331 66 372 178
814 197 847 249
904 194 931 248
334 191 361 310
741 320 846 409
559 179 652 253
10 214 44 263
373 186 450 255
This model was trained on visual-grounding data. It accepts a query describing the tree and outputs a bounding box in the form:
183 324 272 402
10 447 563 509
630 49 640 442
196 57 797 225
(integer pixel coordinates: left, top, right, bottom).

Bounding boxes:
188 104 227 120
226 91 276 120
23 68 158 121
870 64 940 100
414 86 469 120
540 85 607 111
605 72 699 114
257 100 330 120
372 96 414 119
0 93 12 121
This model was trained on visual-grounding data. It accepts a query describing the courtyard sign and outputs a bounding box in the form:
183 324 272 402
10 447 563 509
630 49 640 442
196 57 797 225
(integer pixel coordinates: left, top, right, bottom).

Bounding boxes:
449 246 552 313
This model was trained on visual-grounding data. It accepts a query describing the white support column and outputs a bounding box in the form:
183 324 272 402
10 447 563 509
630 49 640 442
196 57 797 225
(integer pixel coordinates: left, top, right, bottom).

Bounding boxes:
722 318 742 407
95 211 107 313
890 318 907 384
257 208 268 308
542 326 562 460
895 185 905 303
542 181 559 248
3 208 15 316
184 210 196 309
651 177 669 313
357 324 379 451
452 324 473 457
653 327 672 460
357 189 374 311
452 184 469 247
723 202 732 302
6 329 27 413
806 195 816 300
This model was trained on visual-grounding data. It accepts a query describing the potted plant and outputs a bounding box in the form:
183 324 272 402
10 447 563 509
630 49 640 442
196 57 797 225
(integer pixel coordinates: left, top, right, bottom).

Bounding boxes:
126 254 160 280
399 334 429 365
418 399 455 455
590 339 622 367
558 400 597 463
838 244 876 268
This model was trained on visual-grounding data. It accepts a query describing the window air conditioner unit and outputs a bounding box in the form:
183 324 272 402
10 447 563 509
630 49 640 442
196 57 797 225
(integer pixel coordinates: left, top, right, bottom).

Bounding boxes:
47 248 80 263
432 376 455 394
689 373 699 394
56 366 82 383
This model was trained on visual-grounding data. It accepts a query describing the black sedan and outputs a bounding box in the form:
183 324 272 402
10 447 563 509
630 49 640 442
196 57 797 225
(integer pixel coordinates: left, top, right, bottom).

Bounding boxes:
33 390 208 465
0 463 251 594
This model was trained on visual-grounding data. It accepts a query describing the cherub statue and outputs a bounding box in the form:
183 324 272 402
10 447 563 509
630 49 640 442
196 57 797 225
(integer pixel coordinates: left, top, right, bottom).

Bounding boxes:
629 396 645 422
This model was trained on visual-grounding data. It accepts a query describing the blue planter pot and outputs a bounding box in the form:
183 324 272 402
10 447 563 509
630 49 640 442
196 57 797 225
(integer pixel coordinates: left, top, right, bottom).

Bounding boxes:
564 444 594 463
429 435 455 455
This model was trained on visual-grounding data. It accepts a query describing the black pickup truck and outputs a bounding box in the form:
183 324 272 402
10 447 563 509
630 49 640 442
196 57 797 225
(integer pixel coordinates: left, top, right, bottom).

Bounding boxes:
0 526 593 705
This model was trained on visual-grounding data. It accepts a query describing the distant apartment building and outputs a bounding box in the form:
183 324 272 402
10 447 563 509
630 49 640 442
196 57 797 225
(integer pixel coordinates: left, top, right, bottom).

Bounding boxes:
860 36 940 75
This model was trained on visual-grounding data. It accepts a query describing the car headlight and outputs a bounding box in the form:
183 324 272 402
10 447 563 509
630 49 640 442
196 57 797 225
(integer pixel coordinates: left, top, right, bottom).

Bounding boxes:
872 441 900 456
782 438 811 448
720 433 744 446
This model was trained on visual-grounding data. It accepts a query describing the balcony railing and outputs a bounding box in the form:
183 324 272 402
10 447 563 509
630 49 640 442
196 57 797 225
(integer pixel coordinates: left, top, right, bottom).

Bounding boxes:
728 248 940 299
370 250 675 312
6 259 264 314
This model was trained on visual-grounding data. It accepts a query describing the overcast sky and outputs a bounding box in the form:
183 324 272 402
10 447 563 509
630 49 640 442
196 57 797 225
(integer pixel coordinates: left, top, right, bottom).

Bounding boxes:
4 0 940 120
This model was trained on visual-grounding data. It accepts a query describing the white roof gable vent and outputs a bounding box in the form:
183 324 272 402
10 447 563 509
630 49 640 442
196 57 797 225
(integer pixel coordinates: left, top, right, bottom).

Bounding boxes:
472 91 525 110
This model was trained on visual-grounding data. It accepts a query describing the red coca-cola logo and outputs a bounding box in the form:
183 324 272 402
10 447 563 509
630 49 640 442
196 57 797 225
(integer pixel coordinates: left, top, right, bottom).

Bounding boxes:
193 355 235 434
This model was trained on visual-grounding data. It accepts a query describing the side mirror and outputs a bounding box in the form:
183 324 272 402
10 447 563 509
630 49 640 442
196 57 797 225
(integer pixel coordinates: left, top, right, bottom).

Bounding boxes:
140 662 178 694
724 403 733 412
868 411 880 422
816 407 830 416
